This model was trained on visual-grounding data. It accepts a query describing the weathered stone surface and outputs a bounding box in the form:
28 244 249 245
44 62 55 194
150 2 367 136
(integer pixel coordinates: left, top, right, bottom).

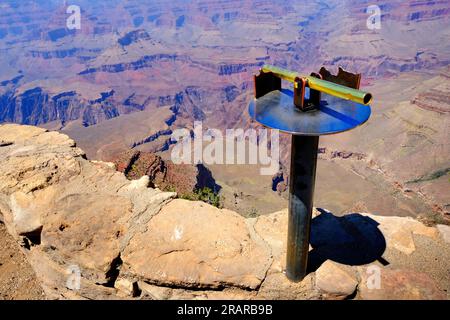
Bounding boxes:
122 199 272 290
113 150 199 196
0 124 176 298
7 191 43 236
0 147 82 196
0 124 47 144
115 278 138 297
0 124 449 300
0 126 83 242
138 281 173 300
138 280 255 300
254 209 319 273
315 261 358 300
254 210 288 263
437 224 450 244
27 248 117 300
257 273 318 300
255 209 386 272
367 215 439 255
41 193 132 284
358 268 446 300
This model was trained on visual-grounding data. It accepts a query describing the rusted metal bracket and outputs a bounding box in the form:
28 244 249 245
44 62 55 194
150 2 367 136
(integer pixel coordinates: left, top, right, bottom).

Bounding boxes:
293 73 323 111
319 66 361 90
254 66 364 112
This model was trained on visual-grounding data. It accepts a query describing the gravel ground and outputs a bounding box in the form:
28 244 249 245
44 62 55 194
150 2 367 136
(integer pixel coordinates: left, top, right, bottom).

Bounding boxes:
0 222 46 300
383 234 450 298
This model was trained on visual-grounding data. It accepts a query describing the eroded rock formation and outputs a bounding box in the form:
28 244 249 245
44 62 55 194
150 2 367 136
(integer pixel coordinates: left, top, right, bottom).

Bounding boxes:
113 150 197 196
0 124 448 300
112 150 219 198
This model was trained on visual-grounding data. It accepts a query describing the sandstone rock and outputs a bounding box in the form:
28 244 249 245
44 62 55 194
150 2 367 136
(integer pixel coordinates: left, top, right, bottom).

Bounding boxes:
41 193 133 284
437 224 450 244
115 278 138 297
138 280 254 300
122 199 272 290
254 208 320 273
27 249 118 300
199 289 255 300
288 210 386 270
8 192 43 237
117 176 176 252
254 210 288 260
113 150 198 196
358 268 446 300
122 175 151 190
90 160 116 170
315 261 358 300
257 272 318 300
0 124 47 144
1 124 449 301
0 140 13 147
138 281 173 300
0 125 83 196
367 215 439 255
0 124 176 297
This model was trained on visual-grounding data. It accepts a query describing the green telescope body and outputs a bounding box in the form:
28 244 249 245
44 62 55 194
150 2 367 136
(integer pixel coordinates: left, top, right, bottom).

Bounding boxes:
261 65 373 105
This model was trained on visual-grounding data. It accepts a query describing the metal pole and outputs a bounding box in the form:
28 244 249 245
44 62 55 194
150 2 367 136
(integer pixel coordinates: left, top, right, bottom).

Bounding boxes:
286 134 319 281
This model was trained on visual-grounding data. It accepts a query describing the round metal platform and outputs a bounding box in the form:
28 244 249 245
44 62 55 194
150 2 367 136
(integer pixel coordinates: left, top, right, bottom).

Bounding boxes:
248 89 371 136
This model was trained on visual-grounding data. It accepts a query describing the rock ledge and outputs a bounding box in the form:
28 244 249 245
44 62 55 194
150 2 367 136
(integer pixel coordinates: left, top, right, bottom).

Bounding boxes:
0 124 448 300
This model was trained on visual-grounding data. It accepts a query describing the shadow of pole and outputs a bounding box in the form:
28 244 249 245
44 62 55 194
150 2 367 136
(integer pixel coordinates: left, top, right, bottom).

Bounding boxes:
306 208 388 274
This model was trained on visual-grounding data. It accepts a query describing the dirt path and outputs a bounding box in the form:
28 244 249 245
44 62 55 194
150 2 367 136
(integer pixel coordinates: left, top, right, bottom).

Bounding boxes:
0 222 45 300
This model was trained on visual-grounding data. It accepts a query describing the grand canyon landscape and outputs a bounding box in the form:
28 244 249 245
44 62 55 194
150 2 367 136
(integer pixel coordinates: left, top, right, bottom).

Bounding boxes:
0 0 449 302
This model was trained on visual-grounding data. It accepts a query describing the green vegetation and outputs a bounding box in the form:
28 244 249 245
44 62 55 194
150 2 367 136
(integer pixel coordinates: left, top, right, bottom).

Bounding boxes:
181 187 223 208
125 163 140 178
163 185 176 193
247 207 259 218
407 167 450 184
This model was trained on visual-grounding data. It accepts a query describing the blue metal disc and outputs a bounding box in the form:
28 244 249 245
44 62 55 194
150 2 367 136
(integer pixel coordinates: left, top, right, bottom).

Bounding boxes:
248 89 371 136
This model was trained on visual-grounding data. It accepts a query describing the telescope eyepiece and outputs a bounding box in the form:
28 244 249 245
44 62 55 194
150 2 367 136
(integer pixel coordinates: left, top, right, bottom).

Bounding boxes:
364 93 373 105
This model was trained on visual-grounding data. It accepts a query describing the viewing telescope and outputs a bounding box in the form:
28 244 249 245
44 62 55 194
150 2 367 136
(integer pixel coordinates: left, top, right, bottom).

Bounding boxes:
255 64 373 111
249 64 373 282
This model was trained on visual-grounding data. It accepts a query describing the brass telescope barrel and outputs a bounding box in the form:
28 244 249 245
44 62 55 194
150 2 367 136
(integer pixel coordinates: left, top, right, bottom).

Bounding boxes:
261 64 373 105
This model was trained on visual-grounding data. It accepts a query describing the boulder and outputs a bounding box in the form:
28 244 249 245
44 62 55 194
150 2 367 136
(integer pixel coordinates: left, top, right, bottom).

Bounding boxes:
41 193 132 284
122 199 272 290
115 278 138 297
315 261 358 299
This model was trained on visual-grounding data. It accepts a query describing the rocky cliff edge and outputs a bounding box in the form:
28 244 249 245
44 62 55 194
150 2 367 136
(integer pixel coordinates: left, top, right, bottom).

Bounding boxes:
0 124 449 300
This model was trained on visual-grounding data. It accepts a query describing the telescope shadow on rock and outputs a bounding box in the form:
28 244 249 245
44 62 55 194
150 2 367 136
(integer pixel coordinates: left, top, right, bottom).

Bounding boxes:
307 208 388 274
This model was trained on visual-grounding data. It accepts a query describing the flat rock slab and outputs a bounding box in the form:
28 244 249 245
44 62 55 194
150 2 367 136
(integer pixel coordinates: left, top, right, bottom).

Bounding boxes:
368 215 438 255
122 199 272 290
358 268 446 300
437 224 450 244
41 193 133 284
